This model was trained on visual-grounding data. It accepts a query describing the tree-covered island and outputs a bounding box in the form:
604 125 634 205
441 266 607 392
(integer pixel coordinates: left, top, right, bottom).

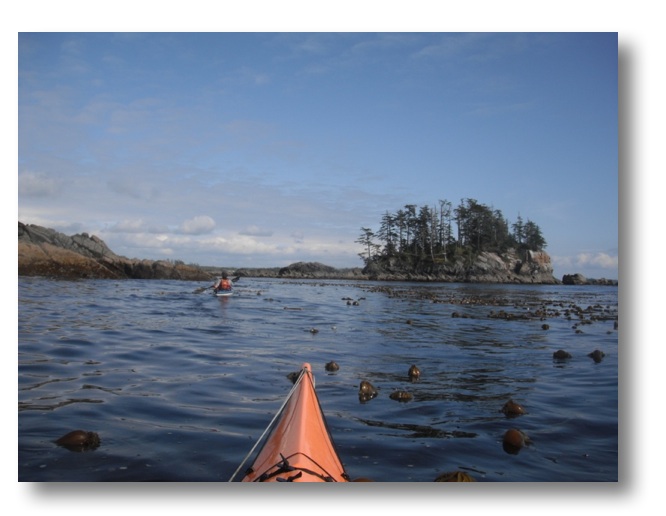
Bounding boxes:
357 198 550 281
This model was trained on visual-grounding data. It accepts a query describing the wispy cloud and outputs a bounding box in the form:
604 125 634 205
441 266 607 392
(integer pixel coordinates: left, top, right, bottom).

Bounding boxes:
465 101 534 117
106 178 162 201
107 219 168 234
553 252 619 276
239 225 273 237
177 216 216 235
411 33 490 60
18 171 62 197
575 252 618 269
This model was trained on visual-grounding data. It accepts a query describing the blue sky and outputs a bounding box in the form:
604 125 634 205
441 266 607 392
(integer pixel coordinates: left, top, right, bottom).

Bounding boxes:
18 31 618 279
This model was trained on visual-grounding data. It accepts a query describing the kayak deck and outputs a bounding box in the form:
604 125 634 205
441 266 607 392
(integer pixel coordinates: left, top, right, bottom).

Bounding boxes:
236 363 349 482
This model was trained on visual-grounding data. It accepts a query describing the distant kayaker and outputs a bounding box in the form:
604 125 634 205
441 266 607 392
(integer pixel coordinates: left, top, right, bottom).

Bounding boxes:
213 272 233 293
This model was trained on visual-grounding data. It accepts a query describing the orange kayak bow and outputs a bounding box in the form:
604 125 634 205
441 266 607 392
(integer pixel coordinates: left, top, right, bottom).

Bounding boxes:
233 363 349 482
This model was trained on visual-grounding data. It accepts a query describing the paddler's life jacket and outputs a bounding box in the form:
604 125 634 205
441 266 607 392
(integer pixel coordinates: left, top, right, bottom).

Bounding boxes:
220 278 232 290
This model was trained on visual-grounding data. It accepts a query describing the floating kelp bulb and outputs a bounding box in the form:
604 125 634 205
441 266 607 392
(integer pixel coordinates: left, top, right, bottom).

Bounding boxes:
358 380 378 402
553 349 572 359
55 430 100 452
501 399 526 417
588 349 605 363
502 428 530 455
325 361 340 372
408 364 421 381
434 471 476 482
309 328 319 334
389 390 413 402
359 380 376 394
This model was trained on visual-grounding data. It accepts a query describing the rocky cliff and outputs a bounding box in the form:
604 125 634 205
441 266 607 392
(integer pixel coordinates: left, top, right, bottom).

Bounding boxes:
18 222 211 280
362 249 559 284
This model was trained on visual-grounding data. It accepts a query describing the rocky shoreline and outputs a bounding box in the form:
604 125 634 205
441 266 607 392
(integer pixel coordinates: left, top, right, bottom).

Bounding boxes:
18 222 617 285
18 222 211 281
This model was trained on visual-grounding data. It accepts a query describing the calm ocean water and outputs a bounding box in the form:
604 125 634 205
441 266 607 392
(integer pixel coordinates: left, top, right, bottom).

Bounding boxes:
18 276 618 482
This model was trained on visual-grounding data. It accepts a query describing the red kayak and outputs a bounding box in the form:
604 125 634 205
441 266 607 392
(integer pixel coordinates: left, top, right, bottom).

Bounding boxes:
231 363 350 482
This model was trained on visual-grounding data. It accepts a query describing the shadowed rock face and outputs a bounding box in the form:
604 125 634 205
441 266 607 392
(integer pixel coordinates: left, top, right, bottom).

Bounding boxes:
19 222 120 259
362 248 559 284
18 222 211 281
234 250 561 284
562 273 617 286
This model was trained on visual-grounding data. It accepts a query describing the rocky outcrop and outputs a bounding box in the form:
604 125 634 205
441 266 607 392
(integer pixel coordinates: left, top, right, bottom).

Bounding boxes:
279 261 337 277
19 222 121 261
562 273 588 285
18 222 211 280
562 273 618 286
277 261 365 279
363 249 559 284
228 262 366 280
